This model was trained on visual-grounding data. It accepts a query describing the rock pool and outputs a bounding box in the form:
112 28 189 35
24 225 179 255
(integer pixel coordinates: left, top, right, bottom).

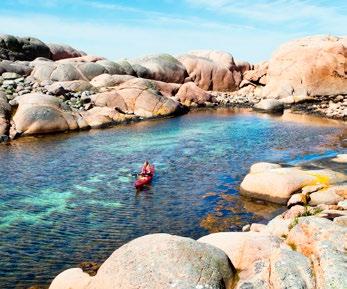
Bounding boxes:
0 108 345 288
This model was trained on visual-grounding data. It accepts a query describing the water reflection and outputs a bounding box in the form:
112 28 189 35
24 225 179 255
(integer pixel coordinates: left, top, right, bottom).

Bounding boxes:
0 108 345 288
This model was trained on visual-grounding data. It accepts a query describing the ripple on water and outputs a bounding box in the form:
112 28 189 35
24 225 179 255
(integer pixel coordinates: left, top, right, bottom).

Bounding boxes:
0 109 345 288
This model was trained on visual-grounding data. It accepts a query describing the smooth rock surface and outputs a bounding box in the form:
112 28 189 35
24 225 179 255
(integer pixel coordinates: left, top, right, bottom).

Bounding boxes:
50 233 236 289
286 217 347 289
175 82 212 105
262 35 347 100
48 43 85 61
92 78 183 117
130 54 187 83
0 34 51 61
178 53 241 91
240 167 317 204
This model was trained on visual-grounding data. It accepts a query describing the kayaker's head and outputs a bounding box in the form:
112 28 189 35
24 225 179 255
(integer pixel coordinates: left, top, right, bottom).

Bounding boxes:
144 160 149 166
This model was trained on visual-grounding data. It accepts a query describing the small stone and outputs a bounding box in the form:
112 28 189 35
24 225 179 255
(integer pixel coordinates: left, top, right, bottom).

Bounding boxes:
18 89 31 96
14 77 25 83
287 193 309 208
2 79 16 87
2 72 21 80
15 85 24 92
331 154 347 163
335 95 344 102
0 135 9 143
337 200 347 210
333 216 347 226
302 184 326 194
283 205 306 219
242 224 251 232
250 223 267 232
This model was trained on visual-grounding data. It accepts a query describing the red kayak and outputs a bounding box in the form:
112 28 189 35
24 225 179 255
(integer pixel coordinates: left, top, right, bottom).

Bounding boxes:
135 165 155 189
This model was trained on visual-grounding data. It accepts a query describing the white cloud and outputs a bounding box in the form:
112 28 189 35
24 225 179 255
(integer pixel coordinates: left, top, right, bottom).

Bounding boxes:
186 0 347 33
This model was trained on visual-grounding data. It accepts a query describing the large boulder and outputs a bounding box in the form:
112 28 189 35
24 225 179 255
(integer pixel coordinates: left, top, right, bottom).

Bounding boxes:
0 60 32 75
50 63 83 82
90 74 135 88
149 80 181 98
46 80 94 94
92 78 184 117
0 34 51 61
91 90 127 112
198 232 282 272
129 54 187 83
240 163 346 204
31 61 56 82
10 93 79 136
286 217 347 289
178 52 241 91
74 62 107 81
50 233 236 289
198 232 314 289
262 35 347 100
48 43 85 61
57 55 105 63
188 50 237 71
309 185 346 206
175 82 212 105
235 60 253 74
96 60 127 75
9 93 135 136
116 60 137 76
80 106 136 128
269 248 315 289
32 60 123 83
243 61 268 86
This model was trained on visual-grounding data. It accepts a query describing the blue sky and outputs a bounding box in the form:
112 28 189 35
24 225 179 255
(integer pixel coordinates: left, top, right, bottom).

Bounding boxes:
0 0 346 63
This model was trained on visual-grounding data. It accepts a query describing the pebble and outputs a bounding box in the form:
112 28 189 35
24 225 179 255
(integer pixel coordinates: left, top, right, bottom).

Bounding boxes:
2 72 21 80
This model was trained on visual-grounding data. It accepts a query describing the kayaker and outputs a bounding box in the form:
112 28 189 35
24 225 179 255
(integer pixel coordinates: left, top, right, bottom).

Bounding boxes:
141 161 152 176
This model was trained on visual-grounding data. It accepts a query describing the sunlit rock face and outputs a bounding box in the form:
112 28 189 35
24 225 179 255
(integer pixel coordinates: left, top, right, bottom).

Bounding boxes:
261 35 347 100
91 78 184 118
178 50 242 91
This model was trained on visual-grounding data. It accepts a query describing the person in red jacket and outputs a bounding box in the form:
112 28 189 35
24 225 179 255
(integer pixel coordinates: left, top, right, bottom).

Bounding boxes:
141 161 152 176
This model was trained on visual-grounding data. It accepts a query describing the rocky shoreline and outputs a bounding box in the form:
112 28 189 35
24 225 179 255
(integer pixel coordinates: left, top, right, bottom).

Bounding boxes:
48 154 347 289
0 34 346 144
1 33 346 289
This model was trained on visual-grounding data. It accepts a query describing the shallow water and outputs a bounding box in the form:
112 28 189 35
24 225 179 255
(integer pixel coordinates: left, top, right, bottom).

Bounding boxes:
0 108 346 288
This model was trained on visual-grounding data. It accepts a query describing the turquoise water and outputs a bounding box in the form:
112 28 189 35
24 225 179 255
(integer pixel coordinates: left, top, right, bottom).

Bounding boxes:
0 109 345 288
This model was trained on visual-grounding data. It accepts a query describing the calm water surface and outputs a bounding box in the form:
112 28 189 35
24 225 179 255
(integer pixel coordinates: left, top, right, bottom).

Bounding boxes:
0 109 346 288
